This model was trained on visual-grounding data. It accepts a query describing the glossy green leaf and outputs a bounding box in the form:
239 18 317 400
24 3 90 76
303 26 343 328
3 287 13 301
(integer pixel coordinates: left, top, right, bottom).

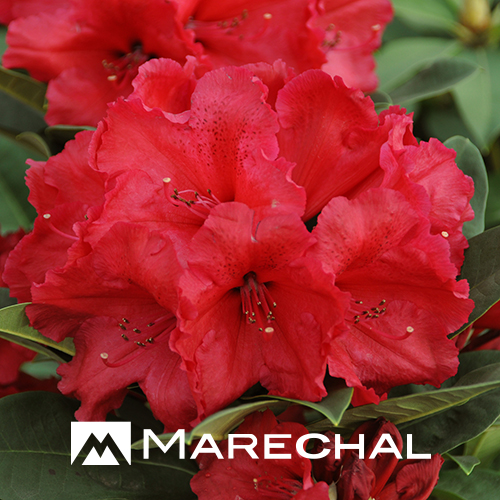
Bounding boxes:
444 454 481 475
392 0 458 33
0 303 75 356
0 392 197 500
309 352 500 455
395 352 500 455
389 58 478 105
376 37 461 93
0 66 46 114
444 136 488 238
249 381 353 427
434 469 500 500
454 225 500 333
132 399 289 450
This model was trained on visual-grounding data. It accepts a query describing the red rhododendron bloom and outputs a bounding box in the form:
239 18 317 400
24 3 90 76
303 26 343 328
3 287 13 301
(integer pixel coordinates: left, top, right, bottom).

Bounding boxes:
192 412 443 500
0 0 65 25
0 226 25 288
26 223 199 429
2 0 392 125
174 202 348 418
310 188 473 398
3 60 474 427
3 130 105 303
191 409 331 499
2 0 200 126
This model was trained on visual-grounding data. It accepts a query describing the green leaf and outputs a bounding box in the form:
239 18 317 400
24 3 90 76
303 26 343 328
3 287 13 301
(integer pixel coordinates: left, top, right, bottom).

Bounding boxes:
454 225 500 333
394 352 500 456
422 102 475 146
389 58 478 105
444 454 481 475
0 66 46 114
0 392 197 500
376 37 461 93
464 424 500 468
248 380 353 428
0 303 75 356
132 399 289 450
453 49 492 151
16 131 51 158
0 134 40 232
309 352 500 455
434 469 500 500
444 136 488 238
392 0 458 33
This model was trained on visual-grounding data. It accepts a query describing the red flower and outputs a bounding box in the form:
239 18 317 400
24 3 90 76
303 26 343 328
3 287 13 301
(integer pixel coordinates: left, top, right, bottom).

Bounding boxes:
3 61 473 426
191 413 443 500
86 64 305 250
310 188 472 398
3 131 105 302
173 202 348 419
3 0 392 125
3 0 200 126
0 0 65 25
314 418 443 500
191 409 331 500
0 226 25 288
26 223 198 429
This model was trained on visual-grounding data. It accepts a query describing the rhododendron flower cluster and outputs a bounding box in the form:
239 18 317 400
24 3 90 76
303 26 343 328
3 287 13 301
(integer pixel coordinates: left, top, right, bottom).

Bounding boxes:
191 410 444 499
2 58 474 431
1 0 392 126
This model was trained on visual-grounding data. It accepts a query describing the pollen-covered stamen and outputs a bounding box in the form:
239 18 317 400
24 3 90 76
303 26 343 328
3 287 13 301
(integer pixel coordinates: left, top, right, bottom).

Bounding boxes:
348 297 414 341
240 272 277 333
253 475 302 498
100 315 176 368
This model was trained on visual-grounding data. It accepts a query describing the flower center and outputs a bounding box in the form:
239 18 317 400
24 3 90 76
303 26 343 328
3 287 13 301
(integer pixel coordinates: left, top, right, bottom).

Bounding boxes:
253 475 303 498
349 298 414 341
240 272 277 339
102 41 150 86
100 314 176 368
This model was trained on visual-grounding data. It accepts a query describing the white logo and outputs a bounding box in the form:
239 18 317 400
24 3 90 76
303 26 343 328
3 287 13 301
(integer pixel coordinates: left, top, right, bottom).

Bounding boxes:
71 422 131 465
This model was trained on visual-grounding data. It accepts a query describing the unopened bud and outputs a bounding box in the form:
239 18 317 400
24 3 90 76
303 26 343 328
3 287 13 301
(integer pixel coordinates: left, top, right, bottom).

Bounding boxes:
460 0 491 33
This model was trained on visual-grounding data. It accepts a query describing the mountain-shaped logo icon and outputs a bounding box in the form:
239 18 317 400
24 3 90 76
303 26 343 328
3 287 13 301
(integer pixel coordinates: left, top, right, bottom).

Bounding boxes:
71 422 131 465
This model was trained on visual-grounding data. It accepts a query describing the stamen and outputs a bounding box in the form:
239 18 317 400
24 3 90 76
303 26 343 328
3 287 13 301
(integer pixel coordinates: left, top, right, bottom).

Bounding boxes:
240 273 277 335
102 315 176 368
166 185 221 219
